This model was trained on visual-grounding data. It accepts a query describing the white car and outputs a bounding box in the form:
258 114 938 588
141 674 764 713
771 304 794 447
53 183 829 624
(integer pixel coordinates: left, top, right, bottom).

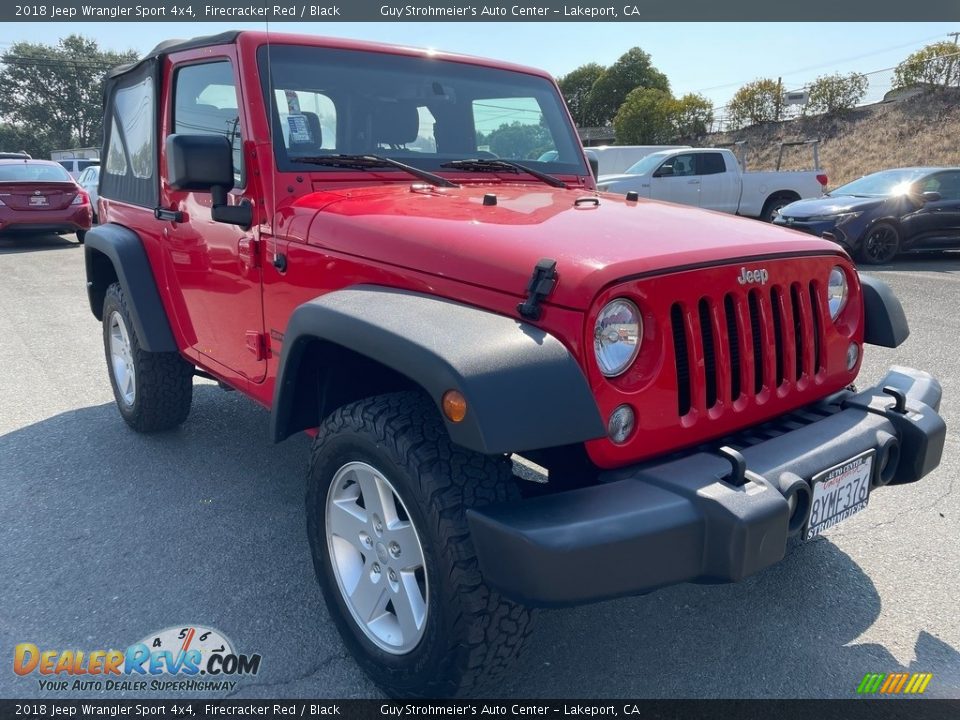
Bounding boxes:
76 165 100 222
597 148 828 221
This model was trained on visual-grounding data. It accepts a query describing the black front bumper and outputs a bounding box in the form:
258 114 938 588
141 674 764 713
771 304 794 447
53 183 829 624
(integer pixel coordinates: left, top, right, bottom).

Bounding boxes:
467 366 945 607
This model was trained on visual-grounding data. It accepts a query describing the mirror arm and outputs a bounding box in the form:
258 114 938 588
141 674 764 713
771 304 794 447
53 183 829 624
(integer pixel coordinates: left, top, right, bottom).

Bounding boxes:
210 184 253 229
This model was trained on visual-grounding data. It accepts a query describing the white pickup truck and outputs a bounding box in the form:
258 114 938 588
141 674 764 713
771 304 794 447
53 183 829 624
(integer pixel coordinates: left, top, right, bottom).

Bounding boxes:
596 147 828 221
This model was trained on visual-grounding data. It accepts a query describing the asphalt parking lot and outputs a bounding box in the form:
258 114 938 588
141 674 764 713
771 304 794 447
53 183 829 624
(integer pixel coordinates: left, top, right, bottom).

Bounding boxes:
0 232 957 700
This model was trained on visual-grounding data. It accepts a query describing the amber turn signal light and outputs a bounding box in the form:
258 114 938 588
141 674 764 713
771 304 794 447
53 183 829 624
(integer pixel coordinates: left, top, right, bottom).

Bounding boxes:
442 390 467 423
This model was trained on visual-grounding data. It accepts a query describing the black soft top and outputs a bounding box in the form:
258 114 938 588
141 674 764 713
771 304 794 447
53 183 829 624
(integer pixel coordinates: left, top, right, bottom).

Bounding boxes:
106 31 241 80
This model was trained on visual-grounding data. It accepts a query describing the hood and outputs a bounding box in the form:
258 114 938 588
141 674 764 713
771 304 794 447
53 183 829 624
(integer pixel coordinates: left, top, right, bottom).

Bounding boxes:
299 183 842 310
780 194 884 219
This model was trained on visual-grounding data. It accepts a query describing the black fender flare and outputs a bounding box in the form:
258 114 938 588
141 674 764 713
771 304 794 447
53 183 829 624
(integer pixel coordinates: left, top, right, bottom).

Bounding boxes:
271 286 606 454
84 223 177 352
858 273 910 348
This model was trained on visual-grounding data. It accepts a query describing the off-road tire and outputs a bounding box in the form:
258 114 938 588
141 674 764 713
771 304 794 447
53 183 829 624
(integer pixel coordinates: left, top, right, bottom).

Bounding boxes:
102 282 193 432
305 391 535 697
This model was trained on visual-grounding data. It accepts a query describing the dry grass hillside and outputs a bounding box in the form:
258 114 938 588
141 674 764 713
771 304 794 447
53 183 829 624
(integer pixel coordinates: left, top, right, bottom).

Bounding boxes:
706 88 960 189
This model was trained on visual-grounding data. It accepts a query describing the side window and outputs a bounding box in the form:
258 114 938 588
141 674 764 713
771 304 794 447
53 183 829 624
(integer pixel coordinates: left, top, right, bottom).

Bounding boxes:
925 172 960 201
659 153 697 177
114 79 155 179
698 153 727 175
174 61 244 186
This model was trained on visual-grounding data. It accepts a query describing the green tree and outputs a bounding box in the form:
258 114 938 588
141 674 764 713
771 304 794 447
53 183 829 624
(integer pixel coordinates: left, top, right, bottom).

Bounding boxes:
672 93 714 138
0 35 137 156
557 63 605 127
613 88 676 144
805 72 868 114
893 41 960 89
0 122 46 158
587 48 669 126
726 78 785 129
484 121 551 160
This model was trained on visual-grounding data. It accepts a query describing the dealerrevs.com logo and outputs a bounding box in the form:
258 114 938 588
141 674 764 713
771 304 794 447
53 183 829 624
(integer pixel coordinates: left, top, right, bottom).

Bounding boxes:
13 625 261 692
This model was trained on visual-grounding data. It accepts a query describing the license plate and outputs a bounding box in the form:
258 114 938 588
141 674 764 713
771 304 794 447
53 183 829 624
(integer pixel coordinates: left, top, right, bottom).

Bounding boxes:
29 196 48 206
805 450 874 540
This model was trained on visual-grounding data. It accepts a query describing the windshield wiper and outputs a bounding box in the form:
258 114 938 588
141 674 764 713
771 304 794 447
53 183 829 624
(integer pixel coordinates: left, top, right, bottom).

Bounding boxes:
293 154 458 189
441 159 567 189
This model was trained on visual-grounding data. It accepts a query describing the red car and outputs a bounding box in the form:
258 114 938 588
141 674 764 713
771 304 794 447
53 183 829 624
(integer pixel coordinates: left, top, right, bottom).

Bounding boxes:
0 159 92 243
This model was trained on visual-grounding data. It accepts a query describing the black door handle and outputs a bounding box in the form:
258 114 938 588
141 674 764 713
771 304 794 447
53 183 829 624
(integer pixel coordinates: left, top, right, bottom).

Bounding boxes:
154 207 184 223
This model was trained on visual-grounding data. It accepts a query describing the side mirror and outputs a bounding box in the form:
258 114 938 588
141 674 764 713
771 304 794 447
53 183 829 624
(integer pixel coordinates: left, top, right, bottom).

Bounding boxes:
922 191 941 203
654 164 674 178
165 134 252 228
586 153 599 178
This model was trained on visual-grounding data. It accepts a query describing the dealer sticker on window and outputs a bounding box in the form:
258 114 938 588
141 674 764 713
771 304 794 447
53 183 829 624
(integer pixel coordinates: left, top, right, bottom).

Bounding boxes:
805 450 874 540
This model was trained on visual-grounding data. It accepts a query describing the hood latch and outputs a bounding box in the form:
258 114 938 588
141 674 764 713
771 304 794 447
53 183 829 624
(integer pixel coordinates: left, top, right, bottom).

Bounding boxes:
516 258 558 321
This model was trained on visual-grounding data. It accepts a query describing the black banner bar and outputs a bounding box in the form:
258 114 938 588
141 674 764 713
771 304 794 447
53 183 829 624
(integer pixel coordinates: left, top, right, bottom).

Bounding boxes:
2 0 960 22
1 700 959 720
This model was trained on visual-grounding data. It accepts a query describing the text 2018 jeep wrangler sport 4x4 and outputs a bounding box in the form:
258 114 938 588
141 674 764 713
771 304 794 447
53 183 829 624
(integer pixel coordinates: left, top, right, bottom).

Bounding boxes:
84 31 946 697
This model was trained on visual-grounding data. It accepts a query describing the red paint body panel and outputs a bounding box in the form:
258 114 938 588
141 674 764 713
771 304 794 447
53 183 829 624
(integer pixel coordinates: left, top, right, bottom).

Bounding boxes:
101 31 864 469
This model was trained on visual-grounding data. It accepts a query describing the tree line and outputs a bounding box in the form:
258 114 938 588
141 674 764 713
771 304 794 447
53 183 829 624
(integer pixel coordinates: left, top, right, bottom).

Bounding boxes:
559 40 960 140
0 36 137 158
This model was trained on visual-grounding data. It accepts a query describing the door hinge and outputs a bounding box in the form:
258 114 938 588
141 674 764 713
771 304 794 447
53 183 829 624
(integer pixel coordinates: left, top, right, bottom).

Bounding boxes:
245 331 268 361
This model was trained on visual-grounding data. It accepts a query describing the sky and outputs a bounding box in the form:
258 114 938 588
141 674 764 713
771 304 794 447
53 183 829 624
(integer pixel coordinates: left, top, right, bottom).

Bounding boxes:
3 22 958 107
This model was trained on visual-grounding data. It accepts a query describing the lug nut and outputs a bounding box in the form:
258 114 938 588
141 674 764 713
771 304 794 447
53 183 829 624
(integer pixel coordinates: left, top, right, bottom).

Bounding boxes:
388 569 397 582
389 541 400 558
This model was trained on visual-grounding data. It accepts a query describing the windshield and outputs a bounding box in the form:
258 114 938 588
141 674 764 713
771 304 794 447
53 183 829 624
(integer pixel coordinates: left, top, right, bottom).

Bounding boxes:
831 169 929 197
258 45 587 177
0 162 72 182
622 152 674 176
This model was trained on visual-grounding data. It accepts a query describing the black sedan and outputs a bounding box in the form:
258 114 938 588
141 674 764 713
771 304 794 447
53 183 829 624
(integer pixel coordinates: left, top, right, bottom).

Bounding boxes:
774 167 960 264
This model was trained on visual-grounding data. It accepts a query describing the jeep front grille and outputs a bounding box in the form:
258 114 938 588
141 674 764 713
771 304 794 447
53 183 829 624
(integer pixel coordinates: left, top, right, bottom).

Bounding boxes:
670 281 826 418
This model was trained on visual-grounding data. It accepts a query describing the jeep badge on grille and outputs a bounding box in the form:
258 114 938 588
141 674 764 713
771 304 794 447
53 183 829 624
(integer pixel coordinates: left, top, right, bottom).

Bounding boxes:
737 267 769 285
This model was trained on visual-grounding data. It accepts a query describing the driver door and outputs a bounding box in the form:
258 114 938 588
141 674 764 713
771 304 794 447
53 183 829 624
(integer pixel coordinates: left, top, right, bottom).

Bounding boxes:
159 53 266 383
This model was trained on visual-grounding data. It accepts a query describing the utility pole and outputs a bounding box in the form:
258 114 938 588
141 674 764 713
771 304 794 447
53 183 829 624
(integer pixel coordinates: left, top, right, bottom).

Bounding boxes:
949 31 960 45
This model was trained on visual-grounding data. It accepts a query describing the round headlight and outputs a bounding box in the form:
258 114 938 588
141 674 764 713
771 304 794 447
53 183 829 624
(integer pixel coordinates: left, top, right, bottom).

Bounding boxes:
594 299 642 377
826 266 848 321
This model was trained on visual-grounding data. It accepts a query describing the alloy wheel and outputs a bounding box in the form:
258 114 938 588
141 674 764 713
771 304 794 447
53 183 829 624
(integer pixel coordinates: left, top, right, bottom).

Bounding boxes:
325 461 428 655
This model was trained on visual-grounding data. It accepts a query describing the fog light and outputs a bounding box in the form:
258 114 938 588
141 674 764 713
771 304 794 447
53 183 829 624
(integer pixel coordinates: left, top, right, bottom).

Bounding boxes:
607 405 635 444
846 342 860 371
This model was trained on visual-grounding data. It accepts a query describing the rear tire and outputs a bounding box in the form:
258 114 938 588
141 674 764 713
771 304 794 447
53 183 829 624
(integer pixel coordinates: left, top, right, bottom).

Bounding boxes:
761 193 798 223
102 282 193 432
306 391 535 697
858 222 900 265
76 230 85 244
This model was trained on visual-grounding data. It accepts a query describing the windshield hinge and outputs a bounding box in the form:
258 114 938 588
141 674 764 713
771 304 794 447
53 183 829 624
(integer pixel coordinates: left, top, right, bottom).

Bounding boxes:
516 258 558 321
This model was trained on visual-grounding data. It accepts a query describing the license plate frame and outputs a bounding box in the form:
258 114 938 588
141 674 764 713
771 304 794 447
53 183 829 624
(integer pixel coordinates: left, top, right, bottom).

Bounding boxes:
805 450 874 540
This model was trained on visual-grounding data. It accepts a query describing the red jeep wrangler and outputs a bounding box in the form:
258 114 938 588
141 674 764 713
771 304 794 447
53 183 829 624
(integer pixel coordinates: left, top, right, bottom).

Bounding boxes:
85 31 945 697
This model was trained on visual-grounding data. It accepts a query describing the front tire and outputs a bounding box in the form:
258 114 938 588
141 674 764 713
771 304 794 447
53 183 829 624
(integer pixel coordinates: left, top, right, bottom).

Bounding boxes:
858 222 900 265
102 282 193 432
306 392 535 697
